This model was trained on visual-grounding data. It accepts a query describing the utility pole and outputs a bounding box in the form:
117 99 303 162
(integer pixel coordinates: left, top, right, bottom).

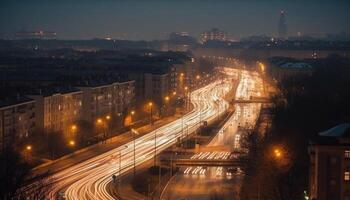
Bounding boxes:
154 130 157 166
118 151 122 193
133 134 136 176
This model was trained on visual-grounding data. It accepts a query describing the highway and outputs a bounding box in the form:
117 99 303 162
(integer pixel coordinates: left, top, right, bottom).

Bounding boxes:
160 69 263 200
26 76 233 199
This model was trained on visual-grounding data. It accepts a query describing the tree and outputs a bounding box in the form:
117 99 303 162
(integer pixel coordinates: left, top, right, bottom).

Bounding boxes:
0 148 30 200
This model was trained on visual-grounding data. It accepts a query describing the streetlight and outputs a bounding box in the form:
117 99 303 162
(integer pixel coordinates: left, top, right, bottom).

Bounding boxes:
184 86 189 111
97 118 103 125
24 145 32 160
131 110 135 124
154 130 157 166
258 62 265 73
71 124 79 144
148 102 153 125
96 118 106 143
172 91 177 96
71 124 77 132
69 140 75 147
131 128 139 176
163 96 170 117
274 148 282 159
105 115 111 141
26 145 32 151
164 96 170 102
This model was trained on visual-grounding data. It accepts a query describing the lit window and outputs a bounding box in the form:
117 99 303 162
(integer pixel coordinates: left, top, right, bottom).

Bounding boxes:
345 172 350 181
345 150 350 158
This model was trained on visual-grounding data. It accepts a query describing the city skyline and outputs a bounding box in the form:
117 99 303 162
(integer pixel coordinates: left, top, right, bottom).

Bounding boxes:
1 0 350 40
1 1 350 200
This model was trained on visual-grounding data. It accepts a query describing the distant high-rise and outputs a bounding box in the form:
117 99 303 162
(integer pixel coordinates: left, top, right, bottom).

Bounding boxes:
200 28 227 43
15 30 57 40
278 10 288 39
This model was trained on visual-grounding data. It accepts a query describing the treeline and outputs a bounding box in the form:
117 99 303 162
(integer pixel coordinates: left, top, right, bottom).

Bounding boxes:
240 55 350 200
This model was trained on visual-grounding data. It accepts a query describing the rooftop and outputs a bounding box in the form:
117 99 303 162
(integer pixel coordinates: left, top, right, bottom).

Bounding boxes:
310 123 350 146
29 87 82 97
0 95 34 109
280 62 312 69
319 123 350 137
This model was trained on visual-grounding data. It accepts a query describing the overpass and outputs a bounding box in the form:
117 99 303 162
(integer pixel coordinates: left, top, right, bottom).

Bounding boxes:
164 159 241 166
162 158 242 166
232 98 269 104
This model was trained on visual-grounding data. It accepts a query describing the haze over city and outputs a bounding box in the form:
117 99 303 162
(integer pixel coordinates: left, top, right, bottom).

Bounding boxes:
1 0 350 40
1 1 350 200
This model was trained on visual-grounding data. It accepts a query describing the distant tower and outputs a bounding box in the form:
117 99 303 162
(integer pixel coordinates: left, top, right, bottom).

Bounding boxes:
278 10 288 39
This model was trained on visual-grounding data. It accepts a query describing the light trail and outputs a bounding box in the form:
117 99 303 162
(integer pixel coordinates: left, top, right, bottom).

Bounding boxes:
160 68 264 200
29 77 234 200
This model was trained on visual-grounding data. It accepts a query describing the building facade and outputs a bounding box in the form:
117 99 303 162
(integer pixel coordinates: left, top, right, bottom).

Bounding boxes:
0 97 36 151
78 81 135 124
171 61 198 95
30 88 83 138
144 73 170 105
200 28 227 43
278 10 288 39
309 124 350 200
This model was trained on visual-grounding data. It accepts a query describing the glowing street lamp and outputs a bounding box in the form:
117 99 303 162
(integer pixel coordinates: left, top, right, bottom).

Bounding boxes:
26 145 32 151
148 102 153 125
164 96 170 102
184 86 189 110
172 91 177 96
130 110 136 124
69 140 75 147
196 75 201 80
273 148 283 159
258 62 265 73
131 128 139 176
96 118 103 125
106 115 111 120
71 125 77 131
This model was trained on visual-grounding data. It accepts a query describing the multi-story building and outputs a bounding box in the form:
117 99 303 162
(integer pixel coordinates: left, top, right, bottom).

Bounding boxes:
171 61 199 95
200 28 227 43
114 81 135 117
29 88 83 138
267 58 313 82
78 83 113 123
78 80 135 124
278 10 288 39
309 123 350 200
0 96 36 151
15 30 57 40
144 73 170 105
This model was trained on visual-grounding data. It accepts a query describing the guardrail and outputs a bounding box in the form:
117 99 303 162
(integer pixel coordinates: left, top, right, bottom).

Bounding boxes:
161 158 242 166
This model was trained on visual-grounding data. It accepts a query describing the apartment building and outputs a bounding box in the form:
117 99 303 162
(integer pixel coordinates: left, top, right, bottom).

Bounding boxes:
29 88 83 138
78 80 135 124
309 123 350 200
144 73 170 105
0 97 35 151
171 61 198 95
115 81 135 116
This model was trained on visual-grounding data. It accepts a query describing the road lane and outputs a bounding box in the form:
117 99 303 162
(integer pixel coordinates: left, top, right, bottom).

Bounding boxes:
23 77 233 200
161 69 263 200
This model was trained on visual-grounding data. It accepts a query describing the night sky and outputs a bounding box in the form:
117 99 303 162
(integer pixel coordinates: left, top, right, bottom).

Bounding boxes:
1 0 349 40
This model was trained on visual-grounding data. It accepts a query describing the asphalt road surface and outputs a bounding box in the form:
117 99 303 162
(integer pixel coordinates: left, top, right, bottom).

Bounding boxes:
160 69 263 200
